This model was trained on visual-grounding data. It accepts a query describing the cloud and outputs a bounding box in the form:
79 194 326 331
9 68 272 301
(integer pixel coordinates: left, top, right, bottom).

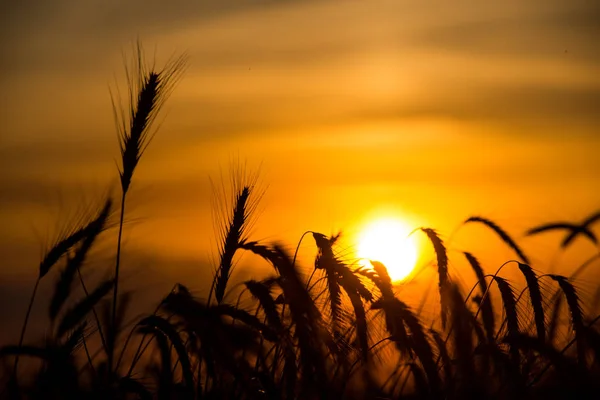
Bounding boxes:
343 84 600 128
413 4 600 61
1 0 599 292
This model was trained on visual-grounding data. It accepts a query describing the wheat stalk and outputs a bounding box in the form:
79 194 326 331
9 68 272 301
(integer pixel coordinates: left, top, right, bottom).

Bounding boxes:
549 274 585 365
110 43 186 373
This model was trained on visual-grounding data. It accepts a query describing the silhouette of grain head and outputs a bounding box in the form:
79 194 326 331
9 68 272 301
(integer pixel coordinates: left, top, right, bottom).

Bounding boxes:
577 210 600 245
312 232 336 270
338 264 372 302
137 315 194 393
527 222 597 249
398 299 441 396
210 164 264 305
40 198 113 279
369 260 394 300
214 186 250 304
371 296 440 394
243 242 322 325
310 232 344 329
249 244 337 392
162 289 276 357
244 279 282 331
464 252 486 293
420 228 450 328
325 268 344 331
338 266 372 361
113 43 187 194
49 198 112 321
517 263 545 343
370 298 410 358
524 210 600 249
465 216 529 264
311 232 372 360
548 275 583 335
548 274 586 364
56 278 115 339
464 252 495 341
492 276 520 360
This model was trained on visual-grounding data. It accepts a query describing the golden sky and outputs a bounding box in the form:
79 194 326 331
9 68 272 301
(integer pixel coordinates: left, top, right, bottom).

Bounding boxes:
1 0 599 341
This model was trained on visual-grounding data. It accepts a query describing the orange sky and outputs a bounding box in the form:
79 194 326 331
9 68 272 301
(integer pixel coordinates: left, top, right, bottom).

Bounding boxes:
1 0 599 342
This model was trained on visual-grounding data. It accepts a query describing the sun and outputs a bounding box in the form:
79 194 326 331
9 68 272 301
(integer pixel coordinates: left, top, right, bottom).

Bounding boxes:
357 218 418 281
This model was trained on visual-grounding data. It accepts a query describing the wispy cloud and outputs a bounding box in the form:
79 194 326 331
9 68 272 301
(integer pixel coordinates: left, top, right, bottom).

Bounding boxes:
1 0 599 319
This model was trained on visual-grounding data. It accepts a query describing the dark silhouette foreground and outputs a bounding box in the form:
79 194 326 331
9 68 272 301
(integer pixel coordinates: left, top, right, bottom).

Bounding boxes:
2 46 599 400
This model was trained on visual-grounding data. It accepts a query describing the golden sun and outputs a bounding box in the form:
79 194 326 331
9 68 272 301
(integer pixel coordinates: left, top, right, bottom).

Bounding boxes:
357 218 418 282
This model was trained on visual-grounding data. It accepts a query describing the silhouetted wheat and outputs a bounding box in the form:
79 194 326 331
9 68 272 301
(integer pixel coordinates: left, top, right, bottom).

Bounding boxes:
518 263 546 343
492 276 520 360
6 43 600 400
465 216 530 264
6 193 600 400
110 44 186 374
113 44 187 196
527 222 597 248
213 186 251 304
49 198 112 322
371 295 441 397
56 279 115 338
420 228 450 328
138 315 195 393
244 279 282 331
313 232 373 361
565 211 600 247
464 252 495 341
12 197 114 382
549 275 586 365
368 263 411 359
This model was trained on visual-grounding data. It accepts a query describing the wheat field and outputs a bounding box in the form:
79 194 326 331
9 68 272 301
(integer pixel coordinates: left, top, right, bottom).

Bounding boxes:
1 47 599 400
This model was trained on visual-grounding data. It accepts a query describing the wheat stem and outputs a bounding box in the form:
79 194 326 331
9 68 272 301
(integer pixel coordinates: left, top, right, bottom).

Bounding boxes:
293 231 312 268
76 265 108 357
110 191 126 373
13 277 40 380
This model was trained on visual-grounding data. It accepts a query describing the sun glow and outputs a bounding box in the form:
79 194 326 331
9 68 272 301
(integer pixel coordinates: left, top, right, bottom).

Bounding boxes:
357 218 418 282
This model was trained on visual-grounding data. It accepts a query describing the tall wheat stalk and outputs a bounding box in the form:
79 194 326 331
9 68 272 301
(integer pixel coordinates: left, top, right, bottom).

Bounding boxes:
110 43 185 372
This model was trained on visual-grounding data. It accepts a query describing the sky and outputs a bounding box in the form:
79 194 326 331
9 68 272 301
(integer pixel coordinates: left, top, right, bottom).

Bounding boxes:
1 0 599 343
